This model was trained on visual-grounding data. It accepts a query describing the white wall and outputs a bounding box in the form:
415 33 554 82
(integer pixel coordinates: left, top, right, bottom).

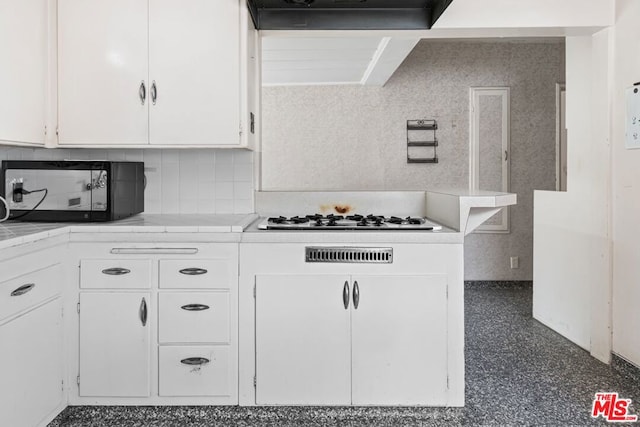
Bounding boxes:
0 147 254 215
434 0 613 30
533 33 612 362
611 0 640 368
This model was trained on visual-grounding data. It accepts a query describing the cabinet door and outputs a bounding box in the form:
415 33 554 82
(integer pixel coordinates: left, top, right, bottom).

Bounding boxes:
0 298 63 427
0 0 47 145
58 0 149 145
79 292 151 397
148 0 240 145
351 275 448 405
255 275 351 405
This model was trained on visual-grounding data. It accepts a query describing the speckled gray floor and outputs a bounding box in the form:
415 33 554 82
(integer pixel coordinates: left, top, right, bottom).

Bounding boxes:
49 282 640 427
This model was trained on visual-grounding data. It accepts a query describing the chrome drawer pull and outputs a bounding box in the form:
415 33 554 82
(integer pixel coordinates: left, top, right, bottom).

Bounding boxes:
179 267 208 276
102 267 131 276
180 357 210 366
139 297 147 327
342 281 349 310
10 283 35 297
353 281 360 309
181 303 210 311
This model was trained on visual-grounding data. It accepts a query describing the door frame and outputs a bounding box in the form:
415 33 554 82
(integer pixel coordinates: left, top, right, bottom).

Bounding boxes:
469 86 511 233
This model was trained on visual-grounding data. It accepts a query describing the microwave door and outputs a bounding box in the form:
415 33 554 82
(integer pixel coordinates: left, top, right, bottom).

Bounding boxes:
5 169 93 211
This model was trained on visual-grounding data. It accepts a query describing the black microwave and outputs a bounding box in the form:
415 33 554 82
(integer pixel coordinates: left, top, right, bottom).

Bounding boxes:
0 160 144 222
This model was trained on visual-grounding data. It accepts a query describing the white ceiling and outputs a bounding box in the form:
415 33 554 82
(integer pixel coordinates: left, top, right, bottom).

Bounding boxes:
261 36 419 87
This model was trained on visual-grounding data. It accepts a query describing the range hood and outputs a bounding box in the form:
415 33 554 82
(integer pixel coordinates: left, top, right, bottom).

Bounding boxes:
247 0 454 30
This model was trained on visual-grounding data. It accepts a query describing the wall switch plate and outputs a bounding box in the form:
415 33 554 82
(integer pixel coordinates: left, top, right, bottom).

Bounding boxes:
510 256 519 269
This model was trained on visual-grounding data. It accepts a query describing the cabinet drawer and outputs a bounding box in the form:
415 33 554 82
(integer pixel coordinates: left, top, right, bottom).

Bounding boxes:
159 259 232 289
0 264 62 321
158 292 229 344
159 345 230 397
80 259 151 289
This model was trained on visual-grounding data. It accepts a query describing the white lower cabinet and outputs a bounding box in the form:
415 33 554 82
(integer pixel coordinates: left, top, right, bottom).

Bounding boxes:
73 241 238 405
159 346 230 397
351 275 448 405
79 292 151 397
0 298 64 427
255 274 448 406
256 275 351 405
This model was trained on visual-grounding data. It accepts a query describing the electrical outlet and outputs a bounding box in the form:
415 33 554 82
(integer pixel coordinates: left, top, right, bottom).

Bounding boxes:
510 256 519 269
12 180 23 203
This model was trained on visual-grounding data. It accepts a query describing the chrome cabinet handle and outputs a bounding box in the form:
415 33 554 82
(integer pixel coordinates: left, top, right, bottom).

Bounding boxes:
139 81 146 105
505 150 508 161
180 357 210 366
10 283 35 297
353 281 360 309
151 80 157 105
181 303 210 311
139 297 147 326
102 267 131 276
342 281 349 310
179 267 208 276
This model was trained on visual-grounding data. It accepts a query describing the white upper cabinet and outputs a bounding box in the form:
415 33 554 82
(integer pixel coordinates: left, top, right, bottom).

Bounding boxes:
0 0 48 146
57 0 243 147
148 0 240 146
58 0 149 146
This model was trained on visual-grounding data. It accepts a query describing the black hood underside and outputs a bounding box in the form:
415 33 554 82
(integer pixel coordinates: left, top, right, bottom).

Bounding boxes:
247 0 454 30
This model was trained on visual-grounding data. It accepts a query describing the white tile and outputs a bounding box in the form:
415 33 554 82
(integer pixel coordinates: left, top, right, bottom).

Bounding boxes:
196 149 216 165
107 150 126 161
215 199 234 214
198 163 216 183
125 150 144 161
160 165 179 214
233 162 253 182
215 182 234 199
161 149 180 164
179 149 201 167
215 163 234 182
233 150 253 164
234 182 253 200
215 149 234 165
178 198 198 214
234 198 253 214
143 150 162 166
144 197 161 214
197 197 216 213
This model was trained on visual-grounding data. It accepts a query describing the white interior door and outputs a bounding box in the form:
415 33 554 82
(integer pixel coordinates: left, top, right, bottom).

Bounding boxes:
0 0 47 145
255 275 351 405
351 275 448 406
148 0 240 145
79 292 151 397
57 0 149 145
0 298 63 427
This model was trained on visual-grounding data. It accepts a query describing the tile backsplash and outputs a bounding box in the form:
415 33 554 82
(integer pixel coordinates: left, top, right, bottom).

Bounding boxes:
0 147 254 214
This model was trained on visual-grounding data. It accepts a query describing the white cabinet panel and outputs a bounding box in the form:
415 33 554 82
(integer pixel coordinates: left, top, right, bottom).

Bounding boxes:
159 345 230 397
0 298 63 427
79 292 151 397
0 0 47 145
148 0 240 145
159 259 234 289
255 275 351 405
80 259 152 289
0 264 62 321
58 0 149 145
159 292 230 344
351 275 449 405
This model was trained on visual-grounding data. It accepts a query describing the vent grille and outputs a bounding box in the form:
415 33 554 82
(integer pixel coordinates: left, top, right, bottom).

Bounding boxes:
305 247 393 264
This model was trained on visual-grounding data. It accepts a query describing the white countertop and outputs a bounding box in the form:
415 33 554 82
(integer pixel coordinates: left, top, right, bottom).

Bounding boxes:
0 214 259 250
